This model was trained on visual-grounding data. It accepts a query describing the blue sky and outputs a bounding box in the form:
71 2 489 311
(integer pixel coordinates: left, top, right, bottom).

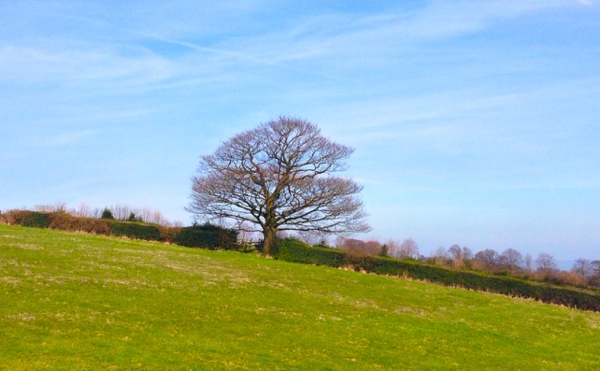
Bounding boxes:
1 1 599 260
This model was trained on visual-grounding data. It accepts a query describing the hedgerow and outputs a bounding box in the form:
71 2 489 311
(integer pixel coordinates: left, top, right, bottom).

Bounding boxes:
3 210 51 228
3 209 238 248
275 238 347 267
172 224 239 250
48 212 112 235
110 221 162 241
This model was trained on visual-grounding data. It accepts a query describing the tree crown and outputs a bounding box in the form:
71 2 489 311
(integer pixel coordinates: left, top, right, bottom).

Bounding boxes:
187 116 370 243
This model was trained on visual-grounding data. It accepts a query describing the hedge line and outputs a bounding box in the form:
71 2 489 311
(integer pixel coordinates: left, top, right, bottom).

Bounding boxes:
110 221 162 241
1 210 237 250
172 224 239 250
273 238 600 312
3 210 52 228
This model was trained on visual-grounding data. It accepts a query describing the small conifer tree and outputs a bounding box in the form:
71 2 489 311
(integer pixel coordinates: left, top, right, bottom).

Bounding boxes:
101 208 114 220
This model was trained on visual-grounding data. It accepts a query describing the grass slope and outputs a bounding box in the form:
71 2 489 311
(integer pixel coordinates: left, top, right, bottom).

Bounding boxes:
1 225 599 370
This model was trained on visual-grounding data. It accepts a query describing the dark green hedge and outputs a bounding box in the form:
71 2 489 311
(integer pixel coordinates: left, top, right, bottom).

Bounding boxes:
24 212 51 228
273 239 600 312
275 238 347 267
110 221 161 241
4 210 113 234
3 210 51 228
172 224 238 250
4 210 238 248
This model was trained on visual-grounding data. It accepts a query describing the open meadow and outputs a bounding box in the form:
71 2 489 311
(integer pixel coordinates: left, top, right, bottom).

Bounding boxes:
1 224 599 370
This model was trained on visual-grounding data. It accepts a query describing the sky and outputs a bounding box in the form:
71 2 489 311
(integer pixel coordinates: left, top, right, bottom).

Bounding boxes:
1 0 599 261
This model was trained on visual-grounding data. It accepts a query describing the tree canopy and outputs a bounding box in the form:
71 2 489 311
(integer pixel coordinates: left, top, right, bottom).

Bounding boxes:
187 116 370 254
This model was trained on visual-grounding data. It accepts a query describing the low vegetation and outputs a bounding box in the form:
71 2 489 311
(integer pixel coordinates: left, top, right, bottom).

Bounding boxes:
0 209 238 249
334 236 600 289
1 224 599 369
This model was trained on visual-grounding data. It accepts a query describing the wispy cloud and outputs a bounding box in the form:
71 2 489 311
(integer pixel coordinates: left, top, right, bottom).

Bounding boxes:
0 44 176 90
22 130 99 148
207 0 585 66
0 0 587 96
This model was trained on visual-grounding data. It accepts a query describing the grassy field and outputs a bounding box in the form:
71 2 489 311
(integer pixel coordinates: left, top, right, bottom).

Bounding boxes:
1 224 599 370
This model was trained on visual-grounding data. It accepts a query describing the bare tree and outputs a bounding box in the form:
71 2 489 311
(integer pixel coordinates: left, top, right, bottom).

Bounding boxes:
108 204 131 221
593 260 600 276
337 237 380 256
34 202 67 213
474 249 500 272
297 230 328 247
187 117 370 254
432 246 449 266
500 248 523 275
591 260 600 287
535 253 558 279
395 238 419 260
572 258 593 285
382 239 399 258
139 208 166 225
462 247 473 261
524 254 534 273
448 244 466 269
74 203 101 218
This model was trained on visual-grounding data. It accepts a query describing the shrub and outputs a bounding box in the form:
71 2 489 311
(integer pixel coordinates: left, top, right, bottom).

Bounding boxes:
158 226 179 243
48 212 112 235
172 224 238 250
110 221 161 241
5 210 51 228
23 212 51 228
4 210 28 226
101 208 114 220
274 238 347 267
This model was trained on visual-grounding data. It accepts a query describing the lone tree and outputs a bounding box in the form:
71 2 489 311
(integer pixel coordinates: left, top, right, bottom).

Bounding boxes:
187 116 370 254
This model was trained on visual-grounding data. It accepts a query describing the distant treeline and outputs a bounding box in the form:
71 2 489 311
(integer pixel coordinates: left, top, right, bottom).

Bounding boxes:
332 236 600 290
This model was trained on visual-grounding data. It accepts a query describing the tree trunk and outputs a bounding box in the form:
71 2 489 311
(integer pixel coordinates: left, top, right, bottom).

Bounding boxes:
262 226 276 255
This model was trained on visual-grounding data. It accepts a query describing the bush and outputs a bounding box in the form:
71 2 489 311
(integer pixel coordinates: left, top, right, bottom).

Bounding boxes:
110 221 161 241
101 208 114 220
23 212 51 228
158 226 179 243
274 238 347 267
48 212 112 235
4 210 114 235
5 210 51 228
172 224 238 250
3 210 27 225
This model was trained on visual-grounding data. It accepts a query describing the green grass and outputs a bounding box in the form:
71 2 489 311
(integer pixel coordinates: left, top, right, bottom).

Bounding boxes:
1 224 599 370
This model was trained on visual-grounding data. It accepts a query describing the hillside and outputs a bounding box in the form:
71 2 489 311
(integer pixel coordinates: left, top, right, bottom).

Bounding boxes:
1 224 599 370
